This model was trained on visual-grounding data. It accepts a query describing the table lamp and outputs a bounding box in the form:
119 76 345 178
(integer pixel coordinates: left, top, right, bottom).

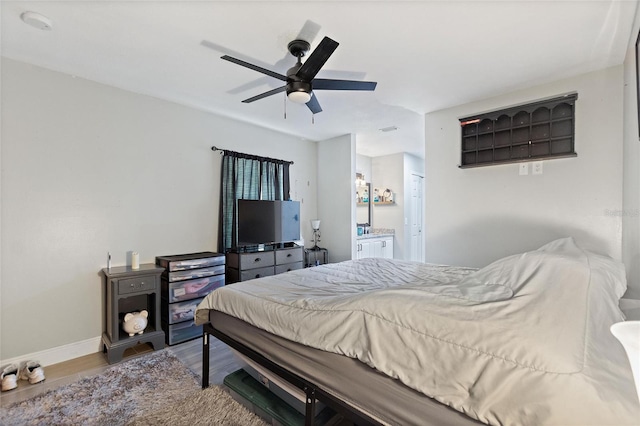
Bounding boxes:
311 220 321 249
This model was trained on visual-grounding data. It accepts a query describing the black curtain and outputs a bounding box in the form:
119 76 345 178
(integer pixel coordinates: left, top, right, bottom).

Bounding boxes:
218 151 291 252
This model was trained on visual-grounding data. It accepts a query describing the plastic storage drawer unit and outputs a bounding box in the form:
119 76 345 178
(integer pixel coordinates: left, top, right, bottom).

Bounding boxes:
162 296 203 324
162 274 224 303
164 265 224 282
157 252 225 271
157 252 225 345
165 320 203 346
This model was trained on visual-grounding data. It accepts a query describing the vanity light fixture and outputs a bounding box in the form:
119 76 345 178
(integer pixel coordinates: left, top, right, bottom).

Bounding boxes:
20 11 53 30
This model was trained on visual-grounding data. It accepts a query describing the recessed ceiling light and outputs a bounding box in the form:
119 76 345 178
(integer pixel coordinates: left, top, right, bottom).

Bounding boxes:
379 126 398 133
20 11 53 31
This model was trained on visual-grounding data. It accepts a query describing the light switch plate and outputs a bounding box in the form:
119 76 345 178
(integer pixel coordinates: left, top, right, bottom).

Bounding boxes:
519 163 529 175
532 161 543 175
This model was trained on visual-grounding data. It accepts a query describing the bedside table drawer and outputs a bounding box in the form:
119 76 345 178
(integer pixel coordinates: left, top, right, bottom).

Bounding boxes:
118 276 156 295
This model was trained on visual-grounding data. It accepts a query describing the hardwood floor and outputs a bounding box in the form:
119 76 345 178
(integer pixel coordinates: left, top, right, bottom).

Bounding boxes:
168 334 241 386
0 336 240 408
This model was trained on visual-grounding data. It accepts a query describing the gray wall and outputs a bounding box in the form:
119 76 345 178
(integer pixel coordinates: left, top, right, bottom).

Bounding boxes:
425 66 625 274
317 134 356 262
0 58 319 361
622 12 640 299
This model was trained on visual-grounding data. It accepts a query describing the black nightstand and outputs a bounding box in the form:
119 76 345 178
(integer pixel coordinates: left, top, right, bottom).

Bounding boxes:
304 247 329 267
100 264 165 364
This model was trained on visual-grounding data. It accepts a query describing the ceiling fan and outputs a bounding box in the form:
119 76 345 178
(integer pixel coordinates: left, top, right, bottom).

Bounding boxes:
221 36 377 114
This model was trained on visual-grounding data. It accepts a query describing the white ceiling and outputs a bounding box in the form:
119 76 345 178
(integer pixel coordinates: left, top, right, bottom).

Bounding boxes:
1 1 637 159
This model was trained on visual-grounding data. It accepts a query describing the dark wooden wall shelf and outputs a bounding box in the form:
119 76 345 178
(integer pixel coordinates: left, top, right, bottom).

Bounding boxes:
459 93 578 168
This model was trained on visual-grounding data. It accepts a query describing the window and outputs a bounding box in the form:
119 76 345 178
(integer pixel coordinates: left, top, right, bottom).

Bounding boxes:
459 93 577 168
217 150 291 252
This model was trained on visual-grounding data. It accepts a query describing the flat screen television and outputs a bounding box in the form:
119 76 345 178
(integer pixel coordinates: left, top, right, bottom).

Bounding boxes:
237 199 300 245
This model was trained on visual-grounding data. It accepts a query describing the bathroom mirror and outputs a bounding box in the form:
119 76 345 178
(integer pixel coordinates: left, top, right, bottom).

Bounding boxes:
356 183 372 226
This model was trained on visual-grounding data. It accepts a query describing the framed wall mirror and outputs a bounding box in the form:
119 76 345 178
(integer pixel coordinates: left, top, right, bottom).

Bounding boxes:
356 182 372 226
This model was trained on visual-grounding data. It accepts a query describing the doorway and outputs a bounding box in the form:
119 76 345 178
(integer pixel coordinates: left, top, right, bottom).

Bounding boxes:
410 173 424 262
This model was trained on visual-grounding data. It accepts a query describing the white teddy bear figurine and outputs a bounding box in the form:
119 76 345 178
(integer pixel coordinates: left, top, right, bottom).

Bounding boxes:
122 310 149 336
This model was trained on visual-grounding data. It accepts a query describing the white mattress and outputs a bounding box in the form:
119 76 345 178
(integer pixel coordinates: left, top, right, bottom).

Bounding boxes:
196 238 640 425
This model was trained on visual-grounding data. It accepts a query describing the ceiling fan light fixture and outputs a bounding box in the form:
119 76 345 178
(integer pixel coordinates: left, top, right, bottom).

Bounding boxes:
288 91 311 104
221 35 376 115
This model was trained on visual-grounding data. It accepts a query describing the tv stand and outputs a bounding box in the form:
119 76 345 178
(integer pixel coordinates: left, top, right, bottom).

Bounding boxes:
226 243 303 283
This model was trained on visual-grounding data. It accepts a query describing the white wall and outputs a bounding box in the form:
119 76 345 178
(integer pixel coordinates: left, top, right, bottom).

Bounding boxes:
425 66 624 272
317 134 355 262
372 154 404 257
356 154 372 183
0 58 319 361
622 13 640 299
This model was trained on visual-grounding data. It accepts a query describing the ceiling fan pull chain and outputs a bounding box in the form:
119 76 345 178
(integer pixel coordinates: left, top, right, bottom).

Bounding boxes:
284 92 287 119
312 114 314 125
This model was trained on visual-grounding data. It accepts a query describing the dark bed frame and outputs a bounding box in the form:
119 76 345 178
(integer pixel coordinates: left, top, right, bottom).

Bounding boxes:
202 322 381 426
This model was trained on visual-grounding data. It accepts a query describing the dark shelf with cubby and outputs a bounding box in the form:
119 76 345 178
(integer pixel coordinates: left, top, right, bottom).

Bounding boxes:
459 93 578 168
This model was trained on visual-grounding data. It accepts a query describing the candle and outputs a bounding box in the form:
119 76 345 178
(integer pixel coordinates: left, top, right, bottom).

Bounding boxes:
132 252 139 269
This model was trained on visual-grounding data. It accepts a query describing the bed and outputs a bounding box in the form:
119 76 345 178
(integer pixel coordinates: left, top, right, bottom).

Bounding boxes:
195 238 640 425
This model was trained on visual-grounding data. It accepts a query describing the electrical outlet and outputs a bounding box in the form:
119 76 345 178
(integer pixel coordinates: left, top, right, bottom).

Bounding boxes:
532 161 543 175
519 163 529 176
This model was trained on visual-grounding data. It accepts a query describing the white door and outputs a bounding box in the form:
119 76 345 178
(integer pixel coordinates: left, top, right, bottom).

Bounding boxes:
410 174 424 262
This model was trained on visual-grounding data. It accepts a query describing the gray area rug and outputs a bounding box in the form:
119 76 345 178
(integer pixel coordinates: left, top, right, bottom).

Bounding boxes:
0 350 267 425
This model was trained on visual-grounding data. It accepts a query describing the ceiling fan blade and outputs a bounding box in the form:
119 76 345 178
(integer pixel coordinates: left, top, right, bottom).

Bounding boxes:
306 93 322 114
296 37 339 82
221 55 287 82
242 86 287 103
313 79 377 91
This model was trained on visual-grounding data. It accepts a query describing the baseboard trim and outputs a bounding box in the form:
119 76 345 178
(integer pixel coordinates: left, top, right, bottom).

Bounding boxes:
1 336 103 367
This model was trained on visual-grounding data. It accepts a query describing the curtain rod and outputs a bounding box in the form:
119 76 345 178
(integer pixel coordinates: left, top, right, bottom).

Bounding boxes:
211 146 294 165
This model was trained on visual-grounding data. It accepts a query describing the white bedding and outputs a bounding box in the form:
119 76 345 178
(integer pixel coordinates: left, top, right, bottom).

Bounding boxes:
196 238 640 425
